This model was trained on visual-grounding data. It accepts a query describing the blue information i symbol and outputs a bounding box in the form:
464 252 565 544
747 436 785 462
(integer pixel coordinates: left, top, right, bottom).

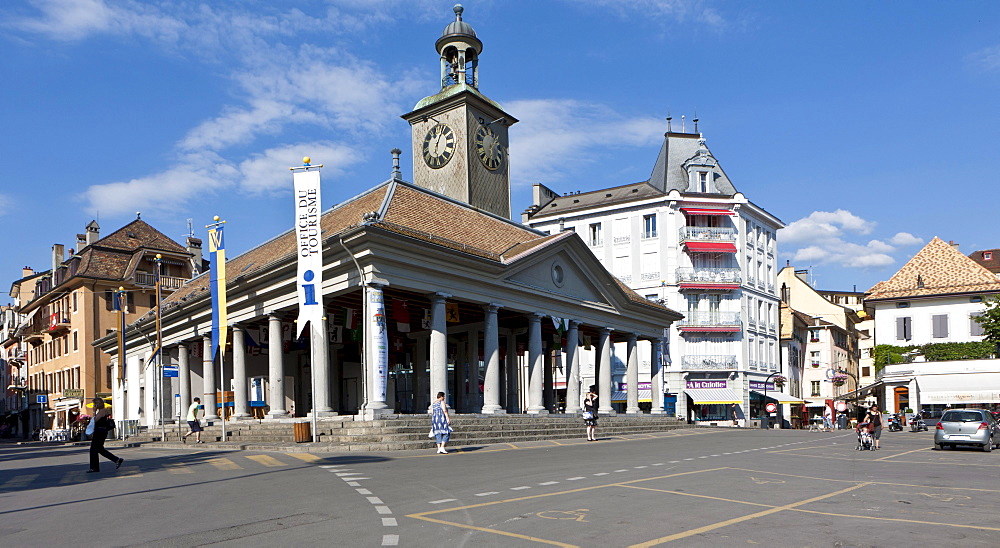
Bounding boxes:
302 269 318 305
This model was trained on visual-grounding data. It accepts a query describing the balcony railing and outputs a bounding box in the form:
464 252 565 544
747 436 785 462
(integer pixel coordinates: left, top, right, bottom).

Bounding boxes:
134 272 187 290
677 311 741 328
640 272 660 281
676 267 742 285
613 235 631 245
682 355 738 370
679 226 737 243
641 230 658 239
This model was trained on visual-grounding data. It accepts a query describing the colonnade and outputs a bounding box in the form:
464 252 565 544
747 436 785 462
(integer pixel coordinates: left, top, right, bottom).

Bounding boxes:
158 290 667 421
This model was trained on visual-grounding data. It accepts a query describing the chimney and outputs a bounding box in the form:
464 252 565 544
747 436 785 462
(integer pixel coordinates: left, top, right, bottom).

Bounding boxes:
186 236 203 277
86 220 100 245
22 267 34 279
390 148 402 181
948 240 960 250
76 233 87 249
794 269 810 284
52 244 65 273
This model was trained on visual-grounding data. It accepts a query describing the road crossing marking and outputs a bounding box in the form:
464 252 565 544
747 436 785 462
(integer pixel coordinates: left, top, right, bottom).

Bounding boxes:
382 534 399 546
246 455 285 467
287 452 324 462
356 488 373 495
165 463 194 474
475 492 500 497
539 481 558 486
367 496 384 504
382 518 397 526
2 474 39 488
593 472 609 476
375 506 392 514
207 457 242 470
429 499 457 504
511 486 531 490
346 481 362 486
567 477 585 481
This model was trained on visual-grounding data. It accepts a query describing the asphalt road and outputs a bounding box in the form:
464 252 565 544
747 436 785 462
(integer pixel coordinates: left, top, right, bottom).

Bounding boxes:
1 425 998 547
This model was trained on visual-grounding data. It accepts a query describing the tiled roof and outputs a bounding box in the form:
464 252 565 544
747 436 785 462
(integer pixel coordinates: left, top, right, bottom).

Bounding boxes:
968 248 1000 274
74 219 188 281
160 181 681 317
867 237 1000 300
527 181 663 219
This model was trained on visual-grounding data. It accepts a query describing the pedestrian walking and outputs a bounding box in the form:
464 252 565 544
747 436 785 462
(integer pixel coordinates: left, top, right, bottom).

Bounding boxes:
86 398 123 473
823 404 834 432
583 386 598 441
863 404 883 449
182 397 204 444
430 392 452 454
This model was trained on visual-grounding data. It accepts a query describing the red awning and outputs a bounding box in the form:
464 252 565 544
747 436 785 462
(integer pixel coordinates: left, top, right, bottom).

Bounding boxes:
679 283 740 290
679 326 742 333
680 208 734 216
684 242 738 253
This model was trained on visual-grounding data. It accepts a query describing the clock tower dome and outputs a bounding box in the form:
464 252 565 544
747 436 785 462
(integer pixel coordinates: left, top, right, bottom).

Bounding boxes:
401 4 517 218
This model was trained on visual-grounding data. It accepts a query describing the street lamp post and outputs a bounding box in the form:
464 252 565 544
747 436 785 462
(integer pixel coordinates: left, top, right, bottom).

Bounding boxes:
836 368 859 422
761 371 779 429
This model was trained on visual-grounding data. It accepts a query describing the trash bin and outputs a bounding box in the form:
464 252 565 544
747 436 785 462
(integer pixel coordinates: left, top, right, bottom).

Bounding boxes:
293 422 311 443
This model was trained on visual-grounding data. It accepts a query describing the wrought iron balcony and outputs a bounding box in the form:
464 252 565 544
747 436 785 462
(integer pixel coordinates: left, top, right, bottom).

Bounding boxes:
677 311 742 332
134 272 187 290
681 355 738 370
678 226 737 243
676 267 742 286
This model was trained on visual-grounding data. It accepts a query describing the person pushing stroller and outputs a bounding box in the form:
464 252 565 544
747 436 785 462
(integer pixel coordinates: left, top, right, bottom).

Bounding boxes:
856 421 875 451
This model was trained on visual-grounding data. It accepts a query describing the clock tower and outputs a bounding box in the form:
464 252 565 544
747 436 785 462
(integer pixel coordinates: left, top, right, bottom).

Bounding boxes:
402 4 518 218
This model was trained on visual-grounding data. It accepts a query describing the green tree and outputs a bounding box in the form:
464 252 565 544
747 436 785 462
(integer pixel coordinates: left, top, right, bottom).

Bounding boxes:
973 295 1000 355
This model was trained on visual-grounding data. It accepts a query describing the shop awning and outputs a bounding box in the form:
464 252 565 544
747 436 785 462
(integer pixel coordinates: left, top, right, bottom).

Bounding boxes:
834 381 885 402
917 373 1000 404
680 208 735 216
611 390 652 403
685 388 742 404
751 390 805 404
683 242 738 253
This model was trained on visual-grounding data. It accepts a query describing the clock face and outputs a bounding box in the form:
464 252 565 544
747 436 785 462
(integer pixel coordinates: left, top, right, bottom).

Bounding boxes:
474 125 504 170
422 123 456 168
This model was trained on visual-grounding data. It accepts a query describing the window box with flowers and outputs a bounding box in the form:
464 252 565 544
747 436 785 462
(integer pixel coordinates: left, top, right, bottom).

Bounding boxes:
831 372 849 387
772 375 786 389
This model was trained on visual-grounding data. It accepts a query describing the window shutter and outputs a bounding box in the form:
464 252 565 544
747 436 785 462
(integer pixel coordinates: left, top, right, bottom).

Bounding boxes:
896 317 912 341
971 314 985 337
932 314 948 338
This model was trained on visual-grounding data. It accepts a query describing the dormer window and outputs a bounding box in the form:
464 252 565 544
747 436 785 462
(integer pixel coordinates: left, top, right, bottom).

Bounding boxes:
699 172 708 192
985 252 993 260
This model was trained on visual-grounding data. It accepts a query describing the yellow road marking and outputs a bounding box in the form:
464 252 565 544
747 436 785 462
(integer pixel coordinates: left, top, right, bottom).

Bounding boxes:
729 467 1000 493
246 454 285 467
286 452 324 463
621 484 774 508
874 446 932 461
2 474 38 488
165 463 194 474
790 507 1000 532
207 457 242 470
629 482 870 547
410 514 578 547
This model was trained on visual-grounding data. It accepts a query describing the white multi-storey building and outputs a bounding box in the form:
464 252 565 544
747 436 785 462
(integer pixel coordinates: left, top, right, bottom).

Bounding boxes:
524 127 786 424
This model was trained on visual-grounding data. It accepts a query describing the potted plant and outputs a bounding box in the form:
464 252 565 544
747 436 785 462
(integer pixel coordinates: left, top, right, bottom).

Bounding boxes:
772 375 786 389
831 372 849 387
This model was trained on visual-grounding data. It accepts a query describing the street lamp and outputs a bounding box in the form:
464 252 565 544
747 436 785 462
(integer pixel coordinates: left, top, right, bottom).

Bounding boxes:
761 371 780 429
836 368 859 422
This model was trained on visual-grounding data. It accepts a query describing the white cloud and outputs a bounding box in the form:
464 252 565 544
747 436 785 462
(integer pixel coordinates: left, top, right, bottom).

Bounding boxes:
572 0 727 28
238 142 360 195
889 232 923 246
967 45 1000 73
780 209 875 245
0 193 10 216
508 99 663 185
11 0 186 42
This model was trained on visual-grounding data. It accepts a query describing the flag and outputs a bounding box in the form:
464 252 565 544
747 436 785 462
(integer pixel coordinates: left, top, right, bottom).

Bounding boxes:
293 167 323 336
392 299 411 332
115 290 126 380
421 309 431 330
208 222 228 361
344 308 358 330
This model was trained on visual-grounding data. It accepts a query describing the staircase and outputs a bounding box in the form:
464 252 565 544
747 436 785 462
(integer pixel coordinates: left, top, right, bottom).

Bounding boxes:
123 415 691 452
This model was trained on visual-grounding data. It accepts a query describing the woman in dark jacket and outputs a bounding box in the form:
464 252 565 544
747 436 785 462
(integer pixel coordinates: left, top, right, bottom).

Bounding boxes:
87 398 123 473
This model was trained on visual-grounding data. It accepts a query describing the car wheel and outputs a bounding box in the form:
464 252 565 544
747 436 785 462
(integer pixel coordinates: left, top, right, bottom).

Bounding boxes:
936 443 946 450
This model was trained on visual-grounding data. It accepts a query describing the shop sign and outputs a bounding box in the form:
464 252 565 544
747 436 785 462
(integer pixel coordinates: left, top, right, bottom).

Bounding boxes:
618 382 652 390
36 395 48 404
686 380 727 390
749 381 775 391
163 365 179 378
63 389 84 399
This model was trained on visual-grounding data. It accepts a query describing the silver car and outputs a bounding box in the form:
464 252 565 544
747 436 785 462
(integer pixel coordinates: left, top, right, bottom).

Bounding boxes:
935 409 1000 452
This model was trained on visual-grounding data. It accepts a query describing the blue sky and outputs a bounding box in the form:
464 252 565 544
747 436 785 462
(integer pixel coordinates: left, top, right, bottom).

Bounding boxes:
2 0 999 297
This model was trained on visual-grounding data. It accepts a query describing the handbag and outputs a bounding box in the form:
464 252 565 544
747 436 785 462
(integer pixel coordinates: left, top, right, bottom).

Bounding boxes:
428 429 435 438
85 418 96 436
582 411 594 420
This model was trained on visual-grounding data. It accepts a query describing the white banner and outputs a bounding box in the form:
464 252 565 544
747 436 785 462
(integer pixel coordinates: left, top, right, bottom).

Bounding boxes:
293 169 323 335
368 286 388 401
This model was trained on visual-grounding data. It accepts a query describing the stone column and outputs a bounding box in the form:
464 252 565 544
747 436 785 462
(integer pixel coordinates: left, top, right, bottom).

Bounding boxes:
468 329 480 412
412 336 427 412
544 346 554 412
598 327 614 415
565 321 581 414
313 316 333 415
454 335 467 412
231 326 250 419
330 344 343 414
527 313 548 414
429 293 450 411
650 338 666 414
481 304 504 414
364 283 390 415
178 343 191 417
626 334 640 414
201 336 219 420
267 314 288 418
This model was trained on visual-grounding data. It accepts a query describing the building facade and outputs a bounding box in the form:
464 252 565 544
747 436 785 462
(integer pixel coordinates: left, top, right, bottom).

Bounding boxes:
524 129 786 425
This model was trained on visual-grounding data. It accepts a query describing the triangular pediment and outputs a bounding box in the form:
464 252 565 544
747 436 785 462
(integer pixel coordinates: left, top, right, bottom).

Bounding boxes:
504 246 617 308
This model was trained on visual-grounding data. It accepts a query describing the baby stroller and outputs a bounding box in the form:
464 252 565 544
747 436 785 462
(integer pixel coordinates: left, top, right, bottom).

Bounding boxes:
856 422 875 451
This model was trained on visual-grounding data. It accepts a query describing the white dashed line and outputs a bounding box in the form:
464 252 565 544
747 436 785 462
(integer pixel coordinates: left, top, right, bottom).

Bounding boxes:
319 465 342 469
356 488 372 495
475 492 500 497
594 472 609 476
511 486 531 490
375 506 392 515
539 481 559 486
710 455 720 457
367 497 384 504
698 456 708 459
567 477 585 481
382 534 399 546
336 472 361 476
635 466 648 469
614 469 628 473
683 458 694 461
429 498 457 505
652 463 664 466
669 461 680 464
346 481 361 487
382 518 398 527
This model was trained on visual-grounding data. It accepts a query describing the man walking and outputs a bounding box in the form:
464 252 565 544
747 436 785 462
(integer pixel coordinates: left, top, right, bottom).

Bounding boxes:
182 397 204 444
